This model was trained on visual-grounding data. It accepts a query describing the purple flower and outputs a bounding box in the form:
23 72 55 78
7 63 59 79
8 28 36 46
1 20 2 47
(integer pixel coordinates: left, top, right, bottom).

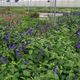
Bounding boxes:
9 43 15 50
15 50 21 59
75 29 80 36
3 32 9 43
25 28 32 35
19 46 24 51
18 43 26 51
75 42 80 49
22 42 26 47
0 56 7 64
53 67 56 76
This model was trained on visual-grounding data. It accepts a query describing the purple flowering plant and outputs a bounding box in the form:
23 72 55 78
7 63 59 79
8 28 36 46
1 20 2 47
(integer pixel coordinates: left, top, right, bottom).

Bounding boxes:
75 42 80 49
0 56 8 64
0 10 80 80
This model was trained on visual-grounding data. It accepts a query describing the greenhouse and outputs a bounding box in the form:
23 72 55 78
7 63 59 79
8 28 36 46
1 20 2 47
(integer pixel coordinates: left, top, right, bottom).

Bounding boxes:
0 0 80 7
0 0 80 80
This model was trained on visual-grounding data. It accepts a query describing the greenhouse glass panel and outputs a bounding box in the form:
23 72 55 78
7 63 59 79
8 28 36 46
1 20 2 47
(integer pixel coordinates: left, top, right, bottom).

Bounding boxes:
0 0 80 80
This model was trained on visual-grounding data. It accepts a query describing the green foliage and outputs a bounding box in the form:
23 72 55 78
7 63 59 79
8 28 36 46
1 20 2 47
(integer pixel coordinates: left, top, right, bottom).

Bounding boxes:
29 11 39 18
0 9 80 80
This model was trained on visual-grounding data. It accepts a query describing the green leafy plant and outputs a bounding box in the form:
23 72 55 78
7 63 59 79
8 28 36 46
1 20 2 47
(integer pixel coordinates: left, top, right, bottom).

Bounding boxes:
0 8 80 80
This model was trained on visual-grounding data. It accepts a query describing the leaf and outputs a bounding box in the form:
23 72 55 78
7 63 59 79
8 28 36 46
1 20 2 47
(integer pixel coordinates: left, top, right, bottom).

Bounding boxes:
18 64 27 69
23 70 30 76
29 50 33 55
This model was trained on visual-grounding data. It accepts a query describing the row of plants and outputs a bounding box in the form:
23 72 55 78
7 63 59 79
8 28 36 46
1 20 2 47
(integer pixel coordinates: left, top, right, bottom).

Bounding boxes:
1 7 80 14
